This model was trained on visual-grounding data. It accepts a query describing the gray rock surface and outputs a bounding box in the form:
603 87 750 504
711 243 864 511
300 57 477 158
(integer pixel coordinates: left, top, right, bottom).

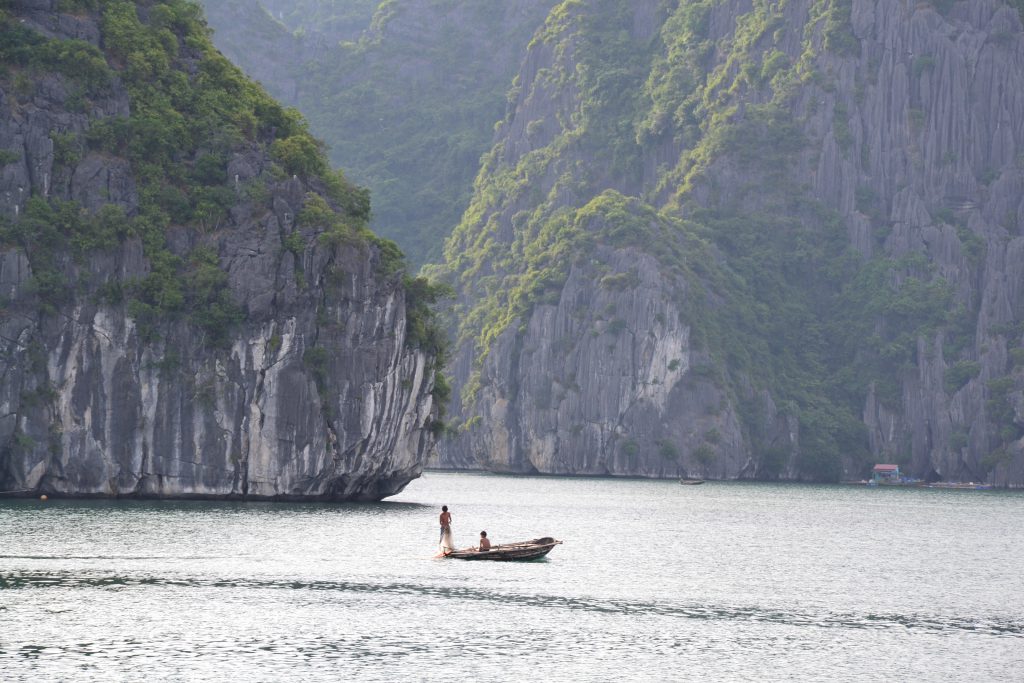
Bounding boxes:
804 0 1024 486
0 0 439 500
434 0 1024 485
444 244 754 478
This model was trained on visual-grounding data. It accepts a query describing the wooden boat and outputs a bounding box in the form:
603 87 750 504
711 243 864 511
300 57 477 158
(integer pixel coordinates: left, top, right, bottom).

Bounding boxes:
679 479 705 485
444 537 562 561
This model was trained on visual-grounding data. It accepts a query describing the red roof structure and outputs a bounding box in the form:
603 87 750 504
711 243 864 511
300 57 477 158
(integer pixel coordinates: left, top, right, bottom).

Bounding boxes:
873 464 899 472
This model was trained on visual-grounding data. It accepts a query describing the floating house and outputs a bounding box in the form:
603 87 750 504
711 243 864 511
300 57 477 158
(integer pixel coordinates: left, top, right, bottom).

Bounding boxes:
871 464 900 484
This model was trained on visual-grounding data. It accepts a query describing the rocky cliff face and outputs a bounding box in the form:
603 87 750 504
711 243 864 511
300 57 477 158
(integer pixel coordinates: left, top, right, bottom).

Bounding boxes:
444 238 752 478
0 0 441 500
434 0 1024 486
794 0 1024 486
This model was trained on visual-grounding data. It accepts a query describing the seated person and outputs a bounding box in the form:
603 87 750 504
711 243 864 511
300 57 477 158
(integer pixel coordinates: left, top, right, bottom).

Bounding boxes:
478 530 491 551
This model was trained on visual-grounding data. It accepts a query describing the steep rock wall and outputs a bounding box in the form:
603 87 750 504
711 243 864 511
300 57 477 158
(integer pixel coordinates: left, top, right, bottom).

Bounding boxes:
0 0 439 500
447 242 750 477
739 0 1024 485
434 0 1024 485
810 0 1024 485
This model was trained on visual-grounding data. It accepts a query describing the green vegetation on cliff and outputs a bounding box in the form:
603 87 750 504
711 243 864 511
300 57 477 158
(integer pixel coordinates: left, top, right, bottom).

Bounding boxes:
437 0 1024 480
297 1 556 265
1 0 443 358
175 0 1024 481
200 0 557 266
436 0 859 478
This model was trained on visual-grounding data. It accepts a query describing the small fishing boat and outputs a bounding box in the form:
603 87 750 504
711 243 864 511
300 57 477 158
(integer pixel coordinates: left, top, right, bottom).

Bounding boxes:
679 479 704 485
445 537 562 561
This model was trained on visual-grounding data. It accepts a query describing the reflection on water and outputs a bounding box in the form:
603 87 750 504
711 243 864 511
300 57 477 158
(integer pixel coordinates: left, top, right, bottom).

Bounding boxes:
1 474 1023 681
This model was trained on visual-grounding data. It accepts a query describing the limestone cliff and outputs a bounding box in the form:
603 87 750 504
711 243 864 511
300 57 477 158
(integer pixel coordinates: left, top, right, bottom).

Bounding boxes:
434 0 1024 485
0 0 442 500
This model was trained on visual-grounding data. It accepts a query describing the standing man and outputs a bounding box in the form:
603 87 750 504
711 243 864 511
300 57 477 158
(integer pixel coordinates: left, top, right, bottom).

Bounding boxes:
439 505 454 554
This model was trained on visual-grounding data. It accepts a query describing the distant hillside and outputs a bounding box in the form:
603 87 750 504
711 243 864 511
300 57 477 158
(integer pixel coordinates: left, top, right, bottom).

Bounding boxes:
201 0 558 265
259 0 378 42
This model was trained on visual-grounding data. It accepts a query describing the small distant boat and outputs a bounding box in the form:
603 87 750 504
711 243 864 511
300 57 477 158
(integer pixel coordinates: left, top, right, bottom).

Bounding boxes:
924 482 993 490
679 479 705 485
444 537 562 561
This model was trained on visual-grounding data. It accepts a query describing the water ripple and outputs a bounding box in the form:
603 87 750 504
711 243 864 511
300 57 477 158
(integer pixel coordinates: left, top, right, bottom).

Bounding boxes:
3 569 1020 638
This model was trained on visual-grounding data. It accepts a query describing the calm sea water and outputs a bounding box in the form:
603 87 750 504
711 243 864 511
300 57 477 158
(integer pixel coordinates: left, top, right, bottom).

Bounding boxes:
1 473 1022 681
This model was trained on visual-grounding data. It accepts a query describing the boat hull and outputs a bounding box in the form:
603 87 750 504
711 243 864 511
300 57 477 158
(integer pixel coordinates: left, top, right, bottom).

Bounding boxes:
445 537 561 561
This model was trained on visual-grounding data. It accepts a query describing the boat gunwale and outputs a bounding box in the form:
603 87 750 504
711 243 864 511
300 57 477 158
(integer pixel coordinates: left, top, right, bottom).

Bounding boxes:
444 537 561 561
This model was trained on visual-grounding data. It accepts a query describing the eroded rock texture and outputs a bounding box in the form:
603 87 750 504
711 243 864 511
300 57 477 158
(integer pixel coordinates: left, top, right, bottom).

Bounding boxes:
0 0 439 500
435 0 1024 485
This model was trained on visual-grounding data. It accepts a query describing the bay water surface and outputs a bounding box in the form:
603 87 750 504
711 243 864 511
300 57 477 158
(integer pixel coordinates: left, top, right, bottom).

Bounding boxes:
1 472 1022 681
